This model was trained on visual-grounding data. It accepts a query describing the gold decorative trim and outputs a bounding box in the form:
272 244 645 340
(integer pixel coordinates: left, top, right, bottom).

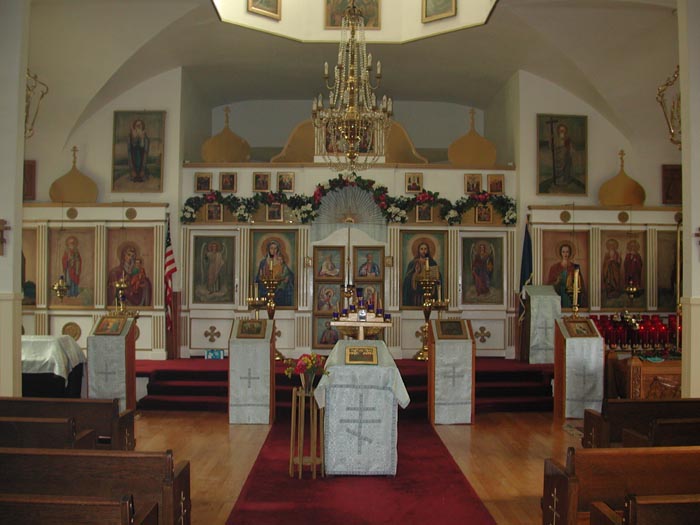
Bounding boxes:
125 208 137 220
560 211 571 223
204 325 222 342
66 208 78 219
618 211 629 223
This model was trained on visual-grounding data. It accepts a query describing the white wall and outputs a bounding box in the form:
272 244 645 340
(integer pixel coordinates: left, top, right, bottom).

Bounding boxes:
181 69 212 164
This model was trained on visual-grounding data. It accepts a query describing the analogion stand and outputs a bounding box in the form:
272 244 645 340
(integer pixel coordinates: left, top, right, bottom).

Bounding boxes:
289 386 324 479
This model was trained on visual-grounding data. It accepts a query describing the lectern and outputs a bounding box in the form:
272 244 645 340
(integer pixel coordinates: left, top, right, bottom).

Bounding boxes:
87 316 137 412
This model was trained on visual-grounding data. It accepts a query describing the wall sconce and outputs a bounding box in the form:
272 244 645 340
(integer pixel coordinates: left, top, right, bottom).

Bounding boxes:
25 69 48 139
656 65 681 150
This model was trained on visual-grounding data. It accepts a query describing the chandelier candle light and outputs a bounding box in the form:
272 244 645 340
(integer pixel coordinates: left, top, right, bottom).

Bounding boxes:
312 0 392 173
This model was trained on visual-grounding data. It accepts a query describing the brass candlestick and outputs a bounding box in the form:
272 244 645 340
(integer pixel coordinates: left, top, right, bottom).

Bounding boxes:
414 277 437 361
114 276 128 312
261 277 284 360
247 294 267 320
342 284 355 311
565 267 581 319
261 277 280 320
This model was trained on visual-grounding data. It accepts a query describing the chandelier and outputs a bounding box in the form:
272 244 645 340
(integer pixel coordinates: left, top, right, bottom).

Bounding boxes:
311 0 392 173
656 65 681 150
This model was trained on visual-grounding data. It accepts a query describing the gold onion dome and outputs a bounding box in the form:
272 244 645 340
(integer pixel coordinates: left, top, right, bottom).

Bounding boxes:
201 107 251 163
598 150 646 206
448 108 497 168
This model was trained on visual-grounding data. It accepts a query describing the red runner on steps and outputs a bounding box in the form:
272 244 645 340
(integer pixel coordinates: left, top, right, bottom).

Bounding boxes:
226 419 495 525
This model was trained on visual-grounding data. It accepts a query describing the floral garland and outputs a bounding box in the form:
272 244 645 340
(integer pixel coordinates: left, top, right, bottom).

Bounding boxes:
180 173 517 226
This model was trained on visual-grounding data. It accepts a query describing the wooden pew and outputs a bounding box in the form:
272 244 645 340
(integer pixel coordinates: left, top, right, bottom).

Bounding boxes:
0 396 135 450
581 398 700 448
0 447 191 525
0 493 158 525
621 417 700 447
0 416 95 449
589 494 700 525
542 446 700 525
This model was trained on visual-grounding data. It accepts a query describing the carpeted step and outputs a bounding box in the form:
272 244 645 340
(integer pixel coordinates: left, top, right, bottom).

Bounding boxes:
150 369 228 382
475 395 553 413
475 380 551 398
147 379 228 397
137 394 228 412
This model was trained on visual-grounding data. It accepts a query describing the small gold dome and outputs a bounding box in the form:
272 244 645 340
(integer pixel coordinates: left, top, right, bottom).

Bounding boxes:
448 109 497 168
49 146 98 203
201 107 251 163
598 150 646 206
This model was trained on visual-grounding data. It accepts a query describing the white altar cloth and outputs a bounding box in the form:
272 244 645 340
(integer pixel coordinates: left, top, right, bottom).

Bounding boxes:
525 285 561 364
432 320 474 424
555 319 604 418
315 340 409 476
21 335 86 384
229 319 274 424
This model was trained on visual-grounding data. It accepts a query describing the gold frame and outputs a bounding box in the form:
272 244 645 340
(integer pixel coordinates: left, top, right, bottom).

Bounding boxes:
487 174 504 195
564 318 597 338
266 203 283 222
345 345 378 365
325 0 381 30
247 0 281 20
475 204 493 225
465 173 482 194
219 172 237 193
253 172 271 192
237 319 268 339
194 172 212 193
206 203 223 222
405 172 423 194
435 319 468 339
277 171 295 193
422 0 456 23
94 316 127 336
416 204 433 223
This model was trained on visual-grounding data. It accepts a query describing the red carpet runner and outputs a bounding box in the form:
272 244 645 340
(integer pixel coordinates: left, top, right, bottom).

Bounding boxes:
226 419 495 525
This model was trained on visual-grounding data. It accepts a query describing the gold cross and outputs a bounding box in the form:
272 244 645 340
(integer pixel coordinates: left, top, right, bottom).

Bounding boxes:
224 106 231 127
548 487 561 525
71 145 78 166
475 326 491 343
204 326 221 342
618 149 625 169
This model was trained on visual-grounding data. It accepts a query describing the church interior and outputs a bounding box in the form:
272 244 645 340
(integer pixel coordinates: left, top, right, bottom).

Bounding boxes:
3 0 700 523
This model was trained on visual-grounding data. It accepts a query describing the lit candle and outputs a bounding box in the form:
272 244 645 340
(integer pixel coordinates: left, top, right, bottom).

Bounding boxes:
425 257 429 273
376 60 381 76
324 61 329 77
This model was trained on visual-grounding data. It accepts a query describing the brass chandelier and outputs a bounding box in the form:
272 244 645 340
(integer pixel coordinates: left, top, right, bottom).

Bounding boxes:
312 0 392 173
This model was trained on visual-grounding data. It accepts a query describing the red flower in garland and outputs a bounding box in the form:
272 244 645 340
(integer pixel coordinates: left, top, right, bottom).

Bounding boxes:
313 186 324 205
473 191 490 204
415 191 434 204
205 192 217 203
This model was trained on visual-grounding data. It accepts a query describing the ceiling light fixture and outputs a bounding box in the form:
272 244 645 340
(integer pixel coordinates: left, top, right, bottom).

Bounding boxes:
311 0 392 173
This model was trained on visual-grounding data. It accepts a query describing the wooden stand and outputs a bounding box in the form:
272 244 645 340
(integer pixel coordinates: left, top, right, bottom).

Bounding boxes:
288 387 324 479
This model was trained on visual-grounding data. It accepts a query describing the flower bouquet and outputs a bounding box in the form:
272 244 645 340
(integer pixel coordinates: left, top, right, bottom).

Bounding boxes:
284 353 327 394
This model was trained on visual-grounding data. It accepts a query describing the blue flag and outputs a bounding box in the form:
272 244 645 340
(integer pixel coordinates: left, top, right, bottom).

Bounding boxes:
518 223 533 319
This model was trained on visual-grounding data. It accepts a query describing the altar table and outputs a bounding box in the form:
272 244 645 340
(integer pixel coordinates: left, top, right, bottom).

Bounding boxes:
21 335 86 397
315 340 409 476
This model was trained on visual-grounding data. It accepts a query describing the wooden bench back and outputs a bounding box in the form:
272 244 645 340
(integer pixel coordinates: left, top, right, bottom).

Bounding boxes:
626 493 700 525
0 416 78 448
648 417 700 446
0 493 136 525
0 397 118 441
0 447 188 525
567 447 700 511
603 398 700 442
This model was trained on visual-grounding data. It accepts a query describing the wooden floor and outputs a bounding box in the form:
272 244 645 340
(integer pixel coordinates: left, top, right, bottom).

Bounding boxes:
135 410 581 524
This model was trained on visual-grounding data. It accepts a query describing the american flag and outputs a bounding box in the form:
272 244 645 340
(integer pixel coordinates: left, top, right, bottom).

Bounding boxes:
164 214 177 331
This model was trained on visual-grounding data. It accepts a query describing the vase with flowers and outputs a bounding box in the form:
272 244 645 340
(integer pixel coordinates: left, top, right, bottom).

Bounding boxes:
284 353 327 395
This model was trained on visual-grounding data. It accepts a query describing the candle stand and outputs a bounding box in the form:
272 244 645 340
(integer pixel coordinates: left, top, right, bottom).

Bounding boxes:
414 277 438 361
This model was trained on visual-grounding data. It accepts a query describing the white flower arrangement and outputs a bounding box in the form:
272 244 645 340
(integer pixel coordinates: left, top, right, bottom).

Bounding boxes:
387 205 407 223
503 208 517 225
445 209 460 225
291 203 317 223
183 205 196 221
235 205 251 222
